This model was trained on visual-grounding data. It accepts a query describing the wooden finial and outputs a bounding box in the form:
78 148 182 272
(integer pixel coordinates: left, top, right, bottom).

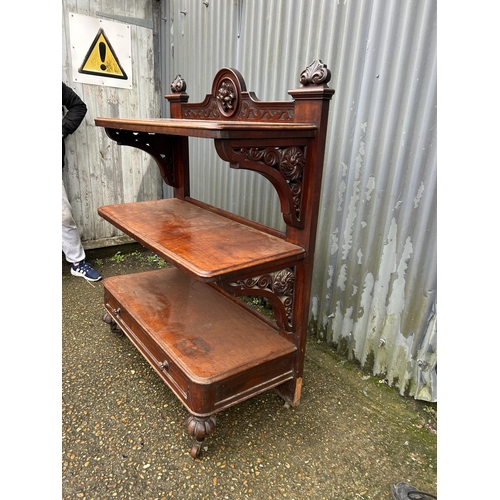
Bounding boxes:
299 60 331 86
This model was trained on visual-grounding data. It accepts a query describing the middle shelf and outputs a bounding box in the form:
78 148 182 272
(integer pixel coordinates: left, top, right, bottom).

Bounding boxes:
98 198 305 281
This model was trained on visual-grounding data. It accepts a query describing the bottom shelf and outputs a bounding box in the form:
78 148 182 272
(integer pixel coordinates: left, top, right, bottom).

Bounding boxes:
103 268 297 416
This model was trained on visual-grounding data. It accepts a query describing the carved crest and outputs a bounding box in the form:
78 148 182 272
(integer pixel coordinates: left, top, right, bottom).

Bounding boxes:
178 67 297 121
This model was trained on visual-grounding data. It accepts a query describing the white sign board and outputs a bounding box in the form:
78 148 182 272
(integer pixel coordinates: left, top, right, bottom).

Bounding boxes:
69 13 132 89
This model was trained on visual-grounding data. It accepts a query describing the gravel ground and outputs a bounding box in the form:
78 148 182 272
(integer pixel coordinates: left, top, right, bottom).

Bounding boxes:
62 244 437 499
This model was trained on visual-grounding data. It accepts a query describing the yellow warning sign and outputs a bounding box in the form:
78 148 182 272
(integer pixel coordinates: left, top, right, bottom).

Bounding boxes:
78 28 128 80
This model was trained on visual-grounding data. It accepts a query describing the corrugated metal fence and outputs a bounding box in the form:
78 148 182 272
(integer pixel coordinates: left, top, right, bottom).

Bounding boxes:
62 0 437 401
161 0 437 401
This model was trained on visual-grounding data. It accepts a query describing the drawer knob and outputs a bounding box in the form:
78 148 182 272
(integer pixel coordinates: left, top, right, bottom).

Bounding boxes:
112 307 121 317
158 360 169 371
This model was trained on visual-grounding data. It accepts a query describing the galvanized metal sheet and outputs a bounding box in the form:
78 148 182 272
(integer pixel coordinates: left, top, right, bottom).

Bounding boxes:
160 0 437 401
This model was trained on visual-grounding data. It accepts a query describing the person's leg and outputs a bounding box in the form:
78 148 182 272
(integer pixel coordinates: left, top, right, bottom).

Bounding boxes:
62 180 86 263
62 180 101 281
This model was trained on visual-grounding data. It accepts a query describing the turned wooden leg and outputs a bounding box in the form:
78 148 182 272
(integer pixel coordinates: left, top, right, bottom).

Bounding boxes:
185 414 217 458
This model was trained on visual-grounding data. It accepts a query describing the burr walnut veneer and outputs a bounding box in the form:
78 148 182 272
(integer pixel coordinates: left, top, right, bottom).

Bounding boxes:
97 61 334 458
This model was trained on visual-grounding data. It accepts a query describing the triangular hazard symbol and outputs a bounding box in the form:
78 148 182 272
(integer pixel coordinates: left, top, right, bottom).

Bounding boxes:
78 28 128 80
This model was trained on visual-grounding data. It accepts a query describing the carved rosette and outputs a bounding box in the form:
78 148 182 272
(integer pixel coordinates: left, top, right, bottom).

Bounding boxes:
299 60 331 86
224 268 295 332
237 146 305 221
217 80 235 111
171 74 187 93
216 78 238 116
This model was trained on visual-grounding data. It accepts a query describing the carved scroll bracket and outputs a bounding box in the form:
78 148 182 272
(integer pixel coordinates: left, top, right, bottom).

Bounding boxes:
215 141 307 228
220 267 296 333
104 129 177 187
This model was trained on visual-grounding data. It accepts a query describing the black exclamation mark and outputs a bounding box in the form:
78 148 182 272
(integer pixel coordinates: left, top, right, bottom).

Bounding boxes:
99 42 106 71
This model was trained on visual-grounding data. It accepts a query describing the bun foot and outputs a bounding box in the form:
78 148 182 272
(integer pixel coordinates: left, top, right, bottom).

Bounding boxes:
185 414 216 459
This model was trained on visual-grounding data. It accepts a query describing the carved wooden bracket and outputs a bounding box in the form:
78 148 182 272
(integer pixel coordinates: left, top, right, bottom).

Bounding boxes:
220 267 296 333
215 142 307 228
104 128 177 187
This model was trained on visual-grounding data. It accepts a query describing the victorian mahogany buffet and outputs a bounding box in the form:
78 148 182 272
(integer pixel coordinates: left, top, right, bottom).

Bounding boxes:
97 61 334 458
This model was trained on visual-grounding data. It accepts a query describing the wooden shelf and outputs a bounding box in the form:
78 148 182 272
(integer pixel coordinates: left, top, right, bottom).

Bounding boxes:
104 268 297 415
95 117 317 140
98 198 305 281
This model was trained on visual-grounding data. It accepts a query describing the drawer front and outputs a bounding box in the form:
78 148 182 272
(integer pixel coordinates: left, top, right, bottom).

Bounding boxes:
213 355 295 411
103 275 296 417
104 290 189 401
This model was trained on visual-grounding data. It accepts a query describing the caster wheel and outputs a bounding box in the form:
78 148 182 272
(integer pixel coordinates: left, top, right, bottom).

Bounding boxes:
190 441 202 459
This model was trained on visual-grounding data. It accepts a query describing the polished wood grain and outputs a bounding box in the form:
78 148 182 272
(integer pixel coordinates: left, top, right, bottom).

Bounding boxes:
98 198 305 280
94 117 317 139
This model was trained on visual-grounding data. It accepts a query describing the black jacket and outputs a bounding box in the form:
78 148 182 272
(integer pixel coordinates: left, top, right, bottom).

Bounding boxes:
62 82 87 168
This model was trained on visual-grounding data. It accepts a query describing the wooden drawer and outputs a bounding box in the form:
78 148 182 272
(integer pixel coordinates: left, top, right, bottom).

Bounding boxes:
103 268 297 417
104 291 189 400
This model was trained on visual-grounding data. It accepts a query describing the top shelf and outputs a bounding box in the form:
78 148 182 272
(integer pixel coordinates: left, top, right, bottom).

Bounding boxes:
94 117 317 140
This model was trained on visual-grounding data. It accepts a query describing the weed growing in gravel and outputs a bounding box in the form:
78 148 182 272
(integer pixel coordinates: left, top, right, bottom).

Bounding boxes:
109 249 168 269
110 251 126 263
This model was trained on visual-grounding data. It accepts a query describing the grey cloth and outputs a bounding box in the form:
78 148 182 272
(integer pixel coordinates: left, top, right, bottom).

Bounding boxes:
62 83 87 264
62 180 85 264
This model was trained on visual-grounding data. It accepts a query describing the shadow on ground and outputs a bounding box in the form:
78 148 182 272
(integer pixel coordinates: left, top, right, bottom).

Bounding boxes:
62 244 437 499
